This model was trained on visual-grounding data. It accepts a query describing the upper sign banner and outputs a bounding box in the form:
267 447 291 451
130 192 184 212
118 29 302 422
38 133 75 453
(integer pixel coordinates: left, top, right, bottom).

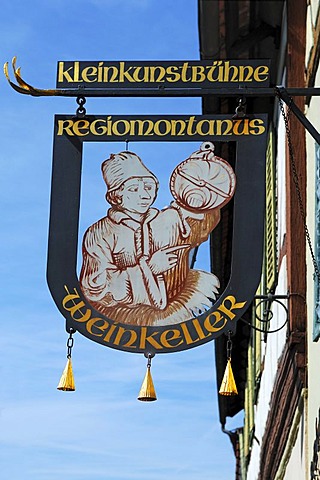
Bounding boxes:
56 60 271 89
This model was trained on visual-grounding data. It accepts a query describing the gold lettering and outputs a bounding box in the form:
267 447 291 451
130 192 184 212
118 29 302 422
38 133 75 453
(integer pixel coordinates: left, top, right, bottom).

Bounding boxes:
154 119 171 136
73 62 82 82
180 62 191 82
57 120 74 136
103 66 119 83
139 327 162 350
113 326 137 348
239 65 254 82
104 323 118 342
171 119 186 136
206 61 222 82
112 120 131 136
223 61 238 82
204 311 227 333
180 322 200 344
149 66 166 83
82 66 97 82
119 62 134 82
191 65 206 82
232 119 250 136
97 62 104 83
90 119 107 136
132 66 148 82
123 330 138 348
73 120 90 136
249 119 266 135
216 119 233 136
186 116 197 136
253 65 269 82
58 61 270 87
160 329 183 348
58 62 74 83
62 287 91 322
192 319 211 340
218 295 247 320
196 119 215 136
86 318 109 336
129 119 154 136
166 65 180 82
106 116 113 135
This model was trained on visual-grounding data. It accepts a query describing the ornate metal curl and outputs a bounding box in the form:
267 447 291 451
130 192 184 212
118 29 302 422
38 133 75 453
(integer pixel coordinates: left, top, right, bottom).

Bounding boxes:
4 57 59 96
240 293 291 334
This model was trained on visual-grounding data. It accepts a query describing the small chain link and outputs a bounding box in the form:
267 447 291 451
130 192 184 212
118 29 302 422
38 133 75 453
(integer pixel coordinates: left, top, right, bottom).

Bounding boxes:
276 89 320 283
227 331 233 359
234 96 247 118
67 330 74 358
76 96 87 118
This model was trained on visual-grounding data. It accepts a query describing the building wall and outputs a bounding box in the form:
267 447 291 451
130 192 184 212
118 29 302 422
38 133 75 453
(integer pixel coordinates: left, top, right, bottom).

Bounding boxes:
280 397 307 480
245 1 314 477
246 106 290 480
306 1 320 476
204 1 317 477
246 227 288 480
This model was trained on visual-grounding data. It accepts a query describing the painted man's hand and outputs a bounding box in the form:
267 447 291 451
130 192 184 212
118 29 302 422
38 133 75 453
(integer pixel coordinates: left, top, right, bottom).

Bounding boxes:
148 245 190 275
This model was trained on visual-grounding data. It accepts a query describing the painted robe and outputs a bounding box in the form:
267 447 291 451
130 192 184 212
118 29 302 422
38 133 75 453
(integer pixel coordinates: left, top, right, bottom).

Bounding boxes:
80 202 220 326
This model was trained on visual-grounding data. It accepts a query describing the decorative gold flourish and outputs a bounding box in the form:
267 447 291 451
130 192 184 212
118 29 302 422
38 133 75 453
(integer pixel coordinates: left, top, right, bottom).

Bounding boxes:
4 57 62 96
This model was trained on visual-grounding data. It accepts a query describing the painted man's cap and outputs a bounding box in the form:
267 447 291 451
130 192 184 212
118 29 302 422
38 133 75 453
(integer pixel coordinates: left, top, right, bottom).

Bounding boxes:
101 151 158 192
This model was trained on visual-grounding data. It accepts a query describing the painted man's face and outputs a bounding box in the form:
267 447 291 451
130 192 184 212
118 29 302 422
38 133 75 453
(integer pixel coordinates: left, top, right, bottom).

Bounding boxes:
120 177 157 214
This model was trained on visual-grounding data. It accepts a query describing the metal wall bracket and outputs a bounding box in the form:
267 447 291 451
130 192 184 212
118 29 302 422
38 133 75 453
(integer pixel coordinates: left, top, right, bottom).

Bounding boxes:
240 293 291 335
254 293 289 331
276 87 320 144
5 59 320 144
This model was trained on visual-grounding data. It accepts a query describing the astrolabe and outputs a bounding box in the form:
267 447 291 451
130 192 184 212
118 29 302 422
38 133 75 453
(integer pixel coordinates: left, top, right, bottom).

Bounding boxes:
170 141 236 212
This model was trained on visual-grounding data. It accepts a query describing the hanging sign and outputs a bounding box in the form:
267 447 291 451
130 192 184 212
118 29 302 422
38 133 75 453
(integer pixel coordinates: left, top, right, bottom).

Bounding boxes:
56 60 271 89
47 113 267 354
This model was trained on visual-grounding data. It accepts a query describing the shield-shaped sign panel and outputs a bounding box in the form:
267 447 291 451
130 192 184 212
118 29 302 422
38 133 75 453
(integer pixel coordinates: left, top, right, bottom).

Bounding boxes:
47 114 267 354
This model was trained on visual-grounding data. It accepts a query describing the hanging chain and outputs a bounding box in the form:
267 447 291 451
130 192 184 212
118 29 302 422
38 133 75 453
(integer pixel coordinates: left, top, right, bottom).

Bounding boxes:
233 96 247 119
276 88 320 283
147 353 152 369
226 331 233 359
76 96 87 118
145 352 155 368
67 329 75 359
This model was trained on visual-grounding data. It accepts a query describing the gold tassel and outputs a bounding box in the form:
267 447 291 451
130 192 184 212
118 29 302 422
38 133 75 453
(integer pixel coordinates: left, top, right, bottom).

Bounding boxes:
219 358 238 396
57 358 75 391
138 354 157 401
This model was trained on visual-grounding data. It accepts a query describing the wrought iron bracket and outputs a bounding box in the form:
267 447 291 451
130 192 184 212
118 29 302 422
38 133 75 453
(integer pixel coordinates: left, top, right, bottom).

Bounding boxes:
254 293 290 334
5 59 320 144
244 292 306 335
4 58 320 99
254 293 290 301
239 293 292 335
276 86 320 144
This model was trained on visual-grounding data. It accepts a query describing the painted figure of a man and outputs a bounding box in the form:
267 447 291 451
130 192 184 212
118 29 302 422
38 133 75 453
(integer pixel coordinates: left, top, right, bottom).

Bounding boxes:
80 144 235 326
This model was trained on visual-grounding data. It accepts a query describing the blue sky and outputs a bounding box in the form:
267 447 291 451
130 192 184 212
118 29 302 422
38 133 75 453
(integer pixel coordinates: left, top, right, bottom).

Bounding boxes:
0 1 241 479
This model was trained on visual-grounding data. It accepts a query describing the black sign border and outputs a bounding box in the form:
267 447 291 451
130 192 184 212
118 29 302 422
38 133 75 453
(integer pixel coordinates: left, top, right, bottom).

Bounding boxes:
47 114 267 354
